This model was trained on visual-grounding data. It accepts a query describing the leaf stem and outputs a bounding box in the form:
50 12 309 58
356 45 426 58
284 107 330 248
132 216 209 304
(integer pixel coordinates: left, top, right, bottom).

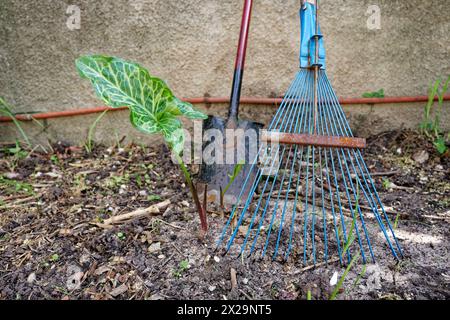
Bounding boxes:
174 153 208 232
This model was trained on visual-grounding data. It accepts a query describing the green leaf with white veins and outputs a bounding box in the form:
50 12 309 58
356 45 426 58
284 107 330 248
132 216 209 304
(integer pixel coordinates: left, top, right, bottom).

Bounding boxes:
173 98 207 119
76 55 207 154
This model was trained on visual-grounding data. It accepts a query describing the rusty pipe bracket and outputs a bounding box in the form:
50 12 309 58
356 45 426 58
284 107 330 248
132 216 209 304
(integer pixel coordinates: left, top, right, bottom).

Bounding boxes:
261 131 367 149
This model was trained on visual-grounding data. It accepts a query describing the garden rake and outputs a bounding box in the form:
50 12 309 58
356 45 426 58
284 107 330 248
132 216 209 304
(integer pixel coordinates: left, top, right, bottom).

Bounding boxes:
216 0 404 266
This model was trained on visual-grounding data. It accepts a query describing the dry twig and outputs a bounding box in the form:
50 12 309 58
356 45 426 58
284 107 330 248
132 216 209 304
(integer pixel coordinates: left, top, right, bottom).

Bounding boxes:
95 200 170 228
230 268 238 290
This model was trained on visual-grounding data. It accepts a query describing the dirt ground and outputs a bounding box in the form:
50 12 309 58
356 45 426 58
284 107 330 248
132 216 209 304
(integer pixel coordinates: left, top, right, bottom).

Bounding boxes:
0 129 449 300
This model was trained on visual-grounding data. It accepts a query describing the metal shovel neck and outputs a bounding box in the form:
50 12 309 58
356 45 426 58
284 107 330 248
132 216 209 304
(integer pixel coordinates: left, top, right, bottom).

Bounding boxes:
228 0 253 123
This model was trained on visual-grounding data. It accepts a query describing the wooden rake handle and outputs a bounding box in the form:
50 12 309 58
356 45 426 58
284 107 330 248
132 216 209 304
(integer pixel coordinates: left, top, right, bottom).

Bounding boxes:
261 131 366 149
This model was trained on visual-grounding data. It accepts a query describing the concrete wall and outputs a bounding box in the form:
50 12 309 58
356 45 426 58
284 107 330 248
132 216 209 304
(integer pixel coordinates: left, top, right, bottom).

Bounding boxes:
1 0 450 145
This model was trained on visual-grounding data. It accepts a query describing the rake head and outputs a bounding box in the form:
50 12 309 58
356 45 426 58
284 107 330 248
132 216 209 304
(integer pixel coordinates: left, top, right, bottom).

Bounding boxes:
215 1 403 266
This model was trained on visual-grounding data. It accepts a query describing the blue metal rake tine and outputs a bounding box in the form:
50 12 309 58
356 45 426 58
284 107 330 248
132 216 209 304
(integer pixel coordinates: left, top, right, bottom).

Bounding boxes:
215 71 305 250
317 103 350 262
339 148 375 262
241 70 305 249
318 92 342 264
239 148 283 256
311 146 317 264
316 94 341 263
227 118 295 252
344 150 389 258
323 75 403 258
322 149 344 263
260 146 301 259
317 147 329 261
323 70 399 262
241 70 311 258
302 150 312 263
319 73 375 263
331 147 368 263
224 71 307 253
360 158 404 258
272 145 300 260
227 144 296 252
262 145 294 258
313 101 339 263
246 117 307 255
283 145 306 260
245 72 311 256
355 153 404 258
302 69 316 264
272 71 313 259
322 73 403 259
317 73 365 262
247 149 286 256
319 75 369 263
328 149 352 263
311 75 324 265
283 73 313 260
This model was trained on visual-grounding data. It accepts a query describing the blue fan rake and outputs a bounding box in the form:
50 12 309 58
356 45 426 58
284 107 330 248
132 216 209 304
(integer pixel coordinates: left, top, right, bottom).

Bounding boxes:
215 0 403 266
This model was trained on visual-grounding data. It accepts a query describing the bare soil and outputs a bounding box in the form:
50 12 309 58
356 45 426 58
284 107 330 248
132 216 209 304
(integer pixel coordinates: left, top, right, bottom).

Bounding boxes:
0 129 449 300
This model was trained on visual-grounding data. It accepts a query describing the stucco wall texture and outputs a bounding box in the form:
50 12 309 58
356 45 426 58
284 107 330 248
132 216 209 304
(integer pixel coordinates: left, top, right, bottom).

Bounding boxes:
1 0 449 145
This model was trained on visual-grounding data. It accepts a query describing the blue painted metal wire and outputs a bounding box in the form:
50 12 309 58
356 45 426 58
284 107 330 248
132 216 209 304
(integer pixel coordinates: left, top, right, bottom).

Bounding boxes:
215 68 403 265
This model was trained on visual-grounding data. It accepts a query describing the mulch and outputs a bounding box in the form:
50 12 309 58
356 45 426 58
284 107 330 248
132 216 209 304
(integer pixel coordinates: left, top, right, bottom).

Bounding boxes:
0 129 448 300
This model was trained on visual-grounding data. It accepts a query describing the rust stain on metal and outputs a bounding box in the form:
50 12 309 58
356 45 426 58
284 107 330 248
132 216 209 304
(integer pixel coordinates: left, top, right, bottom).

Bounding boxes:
262 131 366 149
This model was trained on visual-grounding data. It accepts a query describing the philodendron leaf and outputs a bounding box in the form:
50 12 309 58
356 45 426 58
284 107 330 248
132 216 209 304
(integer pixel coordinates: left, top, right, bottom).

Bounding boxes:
75 55 207 154
173 98 208 119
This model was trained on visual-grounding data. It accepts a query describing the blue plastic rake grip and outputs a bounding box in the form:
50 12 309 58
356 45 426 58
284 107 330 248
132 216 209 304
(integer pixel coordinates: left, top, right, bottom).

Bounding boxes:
300 2 326 69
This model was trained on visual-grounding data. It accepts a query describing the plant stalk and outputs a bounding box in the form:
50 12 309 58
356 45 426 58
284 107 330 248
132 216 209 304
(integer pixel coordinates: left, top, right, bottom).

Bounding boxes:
175 153 208 232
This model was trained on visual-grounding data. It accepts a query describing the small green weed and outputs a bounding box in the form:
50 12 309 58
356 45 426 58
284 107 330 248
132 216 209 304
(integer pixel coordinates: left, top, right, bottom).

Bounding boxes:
147 194 161 202
382 178 392 190
362 89 385 98
0 175 34 196
0 97 31 146
420 76 450 155
50 155 60 166
220 161 245 207
173 259 190 278
85 110 108 154
105 174 130 190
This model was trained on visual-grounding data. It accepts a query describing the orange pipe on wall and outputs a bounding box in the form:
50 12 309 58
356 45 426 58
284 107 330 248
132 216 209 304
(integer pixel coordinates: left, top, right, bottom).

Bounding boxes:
1 95 449 123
